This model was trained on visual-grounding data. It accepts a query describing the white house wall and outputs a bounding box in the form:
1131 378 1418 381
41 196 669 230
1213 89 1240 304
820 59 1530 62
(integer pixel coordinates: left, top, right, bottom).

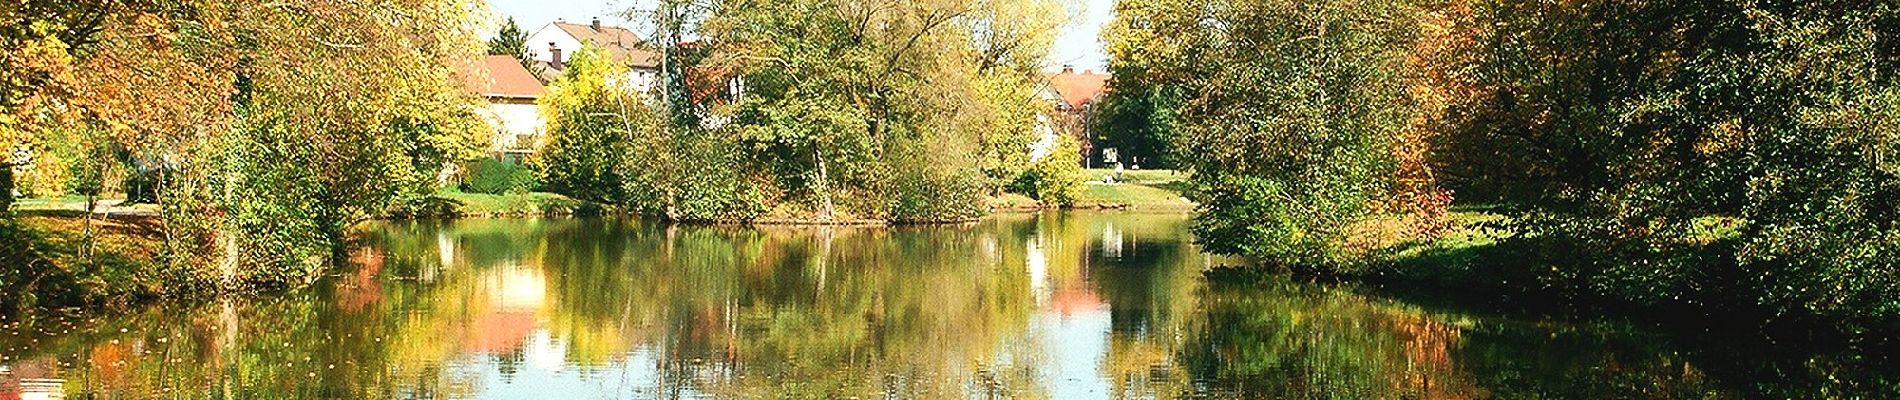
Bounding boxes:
1029 113 1058 162
481 101 544 152
609 69 661 97
526 24 584 64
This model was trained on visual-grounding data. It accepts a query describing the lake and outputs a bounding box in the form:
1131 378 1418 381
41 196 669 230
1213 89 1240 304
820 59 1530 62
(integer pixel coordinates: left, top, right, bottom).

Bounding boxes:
0 213 1886 398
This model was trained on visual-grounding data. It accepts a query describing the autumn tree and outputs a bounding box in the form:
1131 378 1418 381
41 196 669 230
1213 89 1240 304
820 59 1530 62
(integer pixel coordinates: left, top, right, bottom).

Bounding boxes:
1433 0 1900 334
1107 0 1431 265
695 0 1064 222
3 0 489 287
0 0 142 214
966 0 1070 193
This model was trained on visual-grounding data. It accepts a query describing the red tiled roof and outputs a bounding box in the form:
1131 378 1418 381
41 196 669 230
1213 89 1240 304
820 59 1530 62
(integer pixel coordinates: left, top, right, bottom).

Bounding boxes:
553 22 662 68
1048 68 1110 109
481 55 545 98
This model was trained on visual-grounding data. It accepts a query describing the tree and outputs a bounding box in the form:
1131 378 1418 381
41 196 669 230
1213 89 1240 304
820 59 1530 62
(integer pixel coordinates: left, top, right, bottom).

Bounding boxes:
1435 0 1900 333
537 46 652 205
487 17 540 76
1107 0 1428 265
1090 83 1182 169
4 0 488 287
696 0 1062 222
0 0 136 214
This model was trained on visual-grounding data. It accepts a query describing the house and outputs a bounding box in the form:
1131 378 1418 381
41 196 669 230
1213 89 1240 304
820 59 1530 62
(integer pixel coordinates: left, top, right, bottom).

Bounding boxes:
525 18 663 93
476 55 547 157
1033 66 1111 165
1045 66 1111 114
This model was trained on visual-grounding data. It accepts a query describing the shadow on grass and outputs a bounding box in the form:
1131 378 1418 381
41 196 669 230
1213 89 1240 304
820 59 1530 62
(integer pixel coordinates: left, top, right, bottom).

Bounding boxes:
1 215 171 315
1200 238 1900 397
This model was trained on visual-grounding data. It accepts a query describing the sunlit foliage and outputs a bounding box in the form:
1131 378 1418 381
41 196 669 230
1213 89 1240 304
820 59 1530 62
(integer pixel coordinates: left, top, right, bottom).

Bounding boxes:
2 0 491 287
1433 0 1900 335
1106 0 1435 265
693 0 1066 222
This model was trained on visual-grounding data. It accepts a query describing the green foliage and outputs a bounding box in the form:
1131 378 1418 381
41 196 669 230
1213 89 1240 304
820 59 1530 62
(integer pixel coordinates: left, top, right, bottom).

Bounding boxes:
1108 0 1900 339
404 191 603 218
665 135 768 221
1010 135 1083 206
538 45 767 222
1427 0 1900 336
537 46 650 204
487 17 540 76
462 158 537 195
886 141 987 222
1110 0 1420 265
972 73 1047 193
208 112 479 286
0 165 12 215
1091 72 1184 169
487 17 529 56
208 120 335 285
700 0 1059 222
62 132 109 198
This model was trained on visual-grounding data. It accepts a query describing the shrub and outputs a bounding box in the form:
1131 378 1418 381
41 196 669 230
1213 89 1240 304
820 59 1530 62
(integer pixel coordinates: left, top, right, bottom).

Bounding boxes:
889 164 986 223
463 158 538 195
1010 134 1083 206
666 137 768 222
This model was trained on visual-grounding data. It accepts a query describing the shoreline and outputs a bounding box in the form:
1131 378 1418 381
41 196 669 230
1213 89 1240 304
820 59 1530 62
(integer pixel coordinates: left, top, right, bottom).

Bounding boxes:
9 204 1892 352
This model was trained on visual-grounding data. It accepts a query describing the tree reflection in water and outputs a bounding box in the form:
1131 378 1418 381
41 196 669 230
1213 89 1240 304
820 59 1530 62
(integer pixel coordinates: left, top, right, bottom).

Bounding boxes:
0 213 1888 398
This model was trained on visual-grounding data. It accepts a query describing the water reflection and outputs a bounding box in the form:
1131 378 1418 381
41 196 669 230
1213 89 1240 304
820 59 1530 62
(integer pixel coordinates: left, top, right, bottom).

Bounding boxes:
0 213 1889 398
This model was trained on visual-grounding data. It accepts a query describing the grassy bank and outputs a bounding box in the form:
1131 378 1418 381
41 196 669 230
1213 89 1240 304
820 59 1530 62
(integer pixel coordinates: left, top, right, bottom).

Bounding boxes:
1 212 180 313
984 169 1196 212
1297 208 1897 347
397 191 609 219
1072 169 1196 211
1 191 606 313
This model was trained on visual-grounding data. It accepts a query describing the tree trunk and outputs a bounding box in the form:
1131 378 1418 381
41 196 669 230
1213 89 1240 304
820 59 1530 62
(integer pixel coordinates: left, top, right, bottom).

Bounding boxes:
0 163 14 215
813 143 835 222
82 194 97 268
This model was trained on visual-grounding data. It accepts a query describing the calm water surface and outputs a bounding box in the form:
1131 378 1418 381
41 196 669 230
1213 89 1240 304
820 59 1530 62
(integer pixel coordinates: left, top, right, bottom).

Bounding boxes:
0 213 1888 398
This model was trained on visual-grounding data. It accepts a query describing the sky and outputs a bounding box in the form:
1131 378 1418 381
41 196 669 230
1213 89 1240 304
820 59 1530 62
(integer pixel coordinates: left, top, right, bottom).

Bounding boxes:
484 0 1116 71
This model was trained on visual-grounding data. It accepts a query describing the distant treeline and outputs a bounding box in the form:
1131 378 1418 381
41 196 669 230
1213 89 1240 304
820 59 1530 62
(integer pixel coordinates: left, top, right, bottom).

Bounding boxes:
0 0 1087 300
532 0 1083 224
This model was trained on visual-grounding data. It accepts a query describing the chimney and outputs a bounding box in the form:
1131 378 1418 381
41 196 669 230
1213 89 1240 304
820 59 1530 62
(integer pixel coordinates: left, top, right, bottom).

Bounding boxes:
1061 65 1074 74
591 17 601 31
549 42 563 70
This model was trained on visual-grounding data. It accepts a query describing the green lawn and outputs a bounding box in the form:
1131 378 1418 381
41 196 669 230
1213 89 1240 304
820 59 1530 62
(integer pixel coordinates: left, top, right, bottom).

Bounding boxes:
13 195 90 210
3 213 173 312
407 191 606 218
1082 168 1186 184
1075 182 1196 211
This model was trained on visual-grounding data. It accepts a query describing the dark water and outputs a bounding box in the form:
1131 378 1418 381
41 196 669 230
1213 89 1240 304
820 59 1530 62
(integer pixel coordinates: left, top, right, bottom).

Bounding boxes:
0 213 1889 399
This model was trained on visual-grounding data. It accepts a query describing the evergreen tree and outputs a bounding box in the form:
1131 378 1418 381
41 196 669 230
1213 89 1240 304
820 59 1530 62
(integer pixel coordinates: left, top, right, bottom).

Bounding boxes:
488 17 538 74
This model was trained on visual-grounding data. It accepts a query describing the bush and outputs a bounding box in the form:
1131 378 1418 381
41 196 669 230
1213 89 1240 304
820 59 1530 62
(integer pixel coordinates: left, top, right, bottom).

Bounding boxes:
666 137 767 222
1010 135 1083 206
463 158 538 195
889 164 986 223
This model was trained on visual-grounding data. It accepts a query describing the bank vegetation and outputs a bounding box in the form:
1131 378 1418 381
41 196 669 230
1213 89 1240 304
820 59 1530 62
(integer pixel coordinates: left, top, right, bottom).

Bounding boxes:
1102 0 1900 343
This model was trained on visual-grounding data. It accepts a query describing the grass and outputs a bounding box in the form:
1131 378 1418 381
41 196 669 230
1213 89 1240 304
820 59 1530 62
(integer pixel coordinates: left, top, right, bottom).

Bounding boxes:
2 212 176 313
412 191 606 218
1075 182 1196 210
1067 168 1197 211
986 193 1042 212
1082 168 1187 184
13 195 89 210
